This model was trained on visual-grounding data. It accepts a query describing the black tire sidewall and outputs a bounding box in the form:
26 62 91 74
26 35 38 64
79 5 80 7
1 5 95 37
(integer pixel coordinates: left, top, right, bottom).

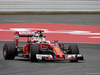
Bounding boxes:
69 44 79 54
29 44 39 62
3 42 16 60
68 44 79 62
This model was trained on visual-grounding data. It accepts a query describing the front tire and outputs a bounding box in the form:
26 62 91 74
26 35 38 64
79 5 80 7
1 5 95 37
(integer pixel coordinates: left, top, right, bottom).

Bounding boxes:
68 44 79 62
29 44 40 62
68 44 79 54
3 42 16 60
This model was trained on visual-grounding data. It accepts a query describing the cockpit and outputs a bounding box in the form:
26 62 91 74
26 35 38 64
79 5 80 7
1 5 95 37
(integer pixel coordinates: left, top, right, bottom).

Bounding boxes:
31 36 46 43
31 31 50 43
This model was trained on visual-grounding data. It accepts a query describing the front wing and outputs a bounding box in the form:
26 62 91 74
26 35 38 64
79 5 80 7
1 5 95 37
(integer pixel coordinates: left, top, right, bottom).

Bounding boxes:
36 54 84 61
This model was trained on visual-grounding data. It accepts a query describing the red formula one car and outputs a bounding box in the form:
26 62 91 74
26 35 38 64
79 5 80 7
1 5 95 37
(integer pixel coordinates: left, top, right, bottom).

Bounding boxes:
3 31 84 62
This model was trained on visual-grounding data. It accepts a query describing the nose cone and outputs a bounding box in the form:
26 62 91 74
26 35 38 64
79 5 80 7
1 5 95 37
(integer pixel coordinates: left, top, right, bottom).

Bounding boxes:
53 46 65 59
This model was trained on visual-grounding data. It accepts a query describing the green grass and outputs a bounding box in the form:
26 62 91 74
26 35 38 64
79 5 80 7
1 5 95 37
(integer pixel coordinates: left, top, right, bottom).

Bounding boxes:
0 12 100 15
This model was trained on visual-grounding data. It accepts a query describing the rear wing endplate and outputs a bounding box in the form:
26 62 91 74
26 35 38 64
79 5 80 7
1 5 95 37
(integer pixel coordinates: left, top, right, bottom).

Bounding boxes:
14 32 35 47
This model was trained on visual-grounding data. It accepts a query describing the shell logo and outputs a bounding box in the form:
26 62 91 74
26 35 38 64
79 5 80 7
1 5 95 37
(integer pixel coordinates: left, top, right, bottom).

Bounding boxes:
22 47 25 53
54 48 60 50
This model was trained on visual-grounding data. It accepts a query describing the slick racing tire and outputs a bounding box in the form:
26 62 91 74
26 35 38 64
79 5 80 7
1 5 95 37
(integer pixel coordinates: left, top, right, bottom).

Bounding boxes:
68 44 79 62
3 42 16 60
68 44 79 54
29 44 40 62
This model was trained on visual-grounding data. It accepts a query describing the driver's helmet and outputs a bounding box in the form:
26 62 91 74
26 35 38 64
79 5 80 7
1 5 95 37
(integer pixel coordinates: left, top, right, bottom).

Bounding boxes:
39 33 43 38
37 32 45 43
31 32 46 43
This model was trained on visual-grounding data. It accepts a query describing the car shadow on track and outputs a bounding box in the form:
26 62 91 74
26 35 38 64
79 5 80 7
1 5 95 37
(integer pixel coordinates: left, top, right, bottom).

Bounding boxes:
14 58 84 63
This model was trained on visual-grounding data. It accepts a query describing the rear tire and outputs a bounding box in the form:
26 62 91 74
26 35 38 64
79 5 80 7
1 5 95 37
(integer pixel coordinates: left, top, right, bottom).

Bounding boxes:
68 44 79 62
3 42 16 60
29 44 39 62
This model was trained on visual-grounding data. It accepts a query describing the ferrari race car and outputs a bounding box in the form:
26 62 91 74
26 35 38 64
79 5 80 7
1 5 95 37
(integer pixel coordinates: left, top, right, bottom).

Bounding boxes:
3 31 84 62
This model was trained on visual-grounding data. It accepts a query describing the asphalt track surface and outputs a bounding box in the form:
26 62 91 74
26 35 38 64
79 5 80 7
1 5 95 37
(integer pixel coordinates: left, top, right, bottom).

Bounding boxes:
0 15 100 75
0 15 100 26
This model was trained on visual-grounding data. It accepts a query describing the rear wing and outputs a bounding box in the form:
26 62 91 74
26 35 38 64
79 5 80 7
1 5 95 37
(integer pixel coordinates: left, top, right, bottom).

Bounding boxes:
14 32 35 37
14 32 35 47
